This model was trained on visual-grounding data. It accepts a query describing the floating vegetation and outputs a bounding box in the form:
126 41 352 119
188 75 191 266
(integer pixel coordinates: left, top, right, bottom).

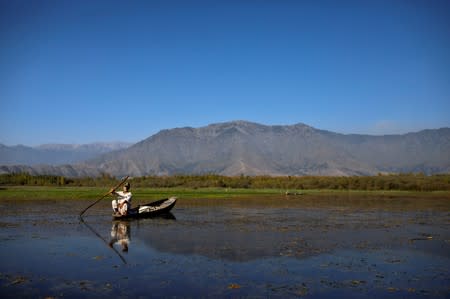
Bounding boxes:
228 283 241 289
0 197 448 298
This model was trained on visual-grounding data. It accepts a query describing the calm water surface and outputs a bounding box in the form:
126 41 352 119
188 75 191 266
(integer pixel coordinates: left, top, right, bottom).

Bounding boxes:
0 196 449 298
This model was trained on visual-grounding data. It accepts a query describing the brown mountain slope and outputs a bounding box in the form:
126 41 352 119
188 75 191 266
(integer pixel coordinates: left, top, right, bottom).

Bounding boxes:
83 121 450 177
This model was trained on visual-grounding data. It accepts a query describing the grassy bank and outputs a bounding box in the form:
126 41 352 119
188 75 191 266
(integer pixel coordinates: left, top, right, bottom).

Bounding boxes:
1 186 449 201
2 173 450 192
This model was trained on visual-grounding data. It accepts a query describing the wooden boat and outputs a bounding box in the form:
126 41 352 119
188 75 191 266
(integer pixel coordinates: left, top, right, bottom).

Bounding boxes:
112 197 177 220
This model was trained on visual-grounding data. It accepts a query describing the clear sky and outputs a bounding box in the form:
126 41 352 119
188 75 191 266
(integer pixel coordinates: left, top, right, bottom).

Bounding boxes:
1 0 449 146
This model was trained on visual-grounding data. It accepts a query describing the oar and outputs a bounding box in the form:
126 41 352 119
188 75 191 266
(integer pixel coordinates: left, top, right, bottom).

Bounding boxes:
79 176 129 217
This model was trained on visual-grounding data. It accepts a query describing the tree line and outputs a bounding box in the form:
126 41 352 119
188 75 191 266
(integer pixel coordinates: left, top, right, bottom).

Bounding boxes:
0 172 449 191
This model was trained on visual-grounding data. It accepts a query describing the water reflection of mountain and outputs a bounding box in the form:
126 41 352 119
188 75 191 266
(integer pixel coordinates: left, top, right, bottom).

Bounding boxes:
127 205 450 262
130 212 333 262
136 227 290 262
127 208 331 262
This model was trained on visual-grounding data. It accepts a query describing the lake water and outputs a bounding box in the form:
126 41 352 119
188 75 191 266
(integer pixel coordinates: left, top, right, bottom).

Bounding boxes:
0 196 449 298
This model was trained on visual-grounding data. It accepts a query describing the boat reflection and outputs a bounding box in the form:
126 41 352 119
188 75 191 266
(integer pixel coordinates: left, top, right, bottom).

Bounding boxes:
151 212 176 220
80 217 128 264
109 221 130 252
80 212 176 264
109 212 176 254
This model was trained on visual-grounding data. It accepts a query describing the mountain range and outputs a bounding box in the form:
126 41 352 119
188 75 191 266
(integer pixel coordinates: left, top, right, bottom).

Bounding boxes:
1 121 449 177
0 142 132 165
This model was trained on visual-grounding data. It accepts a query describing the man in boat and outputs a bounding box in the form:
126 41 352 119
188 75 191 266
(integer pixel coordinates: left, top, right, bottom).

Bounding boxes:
110 182 132 216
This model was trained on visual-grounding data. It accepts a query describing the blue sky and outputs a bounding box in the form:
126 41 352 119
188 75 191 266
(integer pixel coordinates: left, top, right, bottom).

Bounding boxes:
1 0 449 145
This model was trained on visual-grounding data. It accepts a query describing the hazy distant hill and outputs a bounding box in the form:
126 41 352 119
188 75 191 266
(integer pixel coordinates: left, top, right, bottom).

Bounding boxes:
0 142 132 166
1 121 449 177
86 121 450 177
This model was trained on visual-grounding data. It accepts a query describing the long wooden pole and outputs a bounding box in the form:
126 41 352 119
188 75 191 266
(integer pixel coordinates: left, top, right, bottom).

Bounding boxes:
79 176 129 217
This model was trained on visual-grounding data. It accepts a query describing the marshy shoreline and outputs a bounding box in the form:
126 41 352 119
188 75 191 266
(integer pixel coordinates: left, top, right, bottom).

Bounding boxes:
0 194 449 298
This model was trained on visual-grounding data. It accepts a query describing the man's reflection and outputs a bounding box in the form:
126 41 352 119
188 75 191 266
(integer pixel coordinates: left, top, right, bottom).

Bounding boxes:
109 221 130 252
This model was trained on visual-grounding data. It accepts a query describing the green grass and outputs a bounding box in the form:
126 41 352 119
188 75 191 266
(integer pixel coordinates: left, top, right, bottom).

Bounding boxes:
0 186 282 200
1 186 449 201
